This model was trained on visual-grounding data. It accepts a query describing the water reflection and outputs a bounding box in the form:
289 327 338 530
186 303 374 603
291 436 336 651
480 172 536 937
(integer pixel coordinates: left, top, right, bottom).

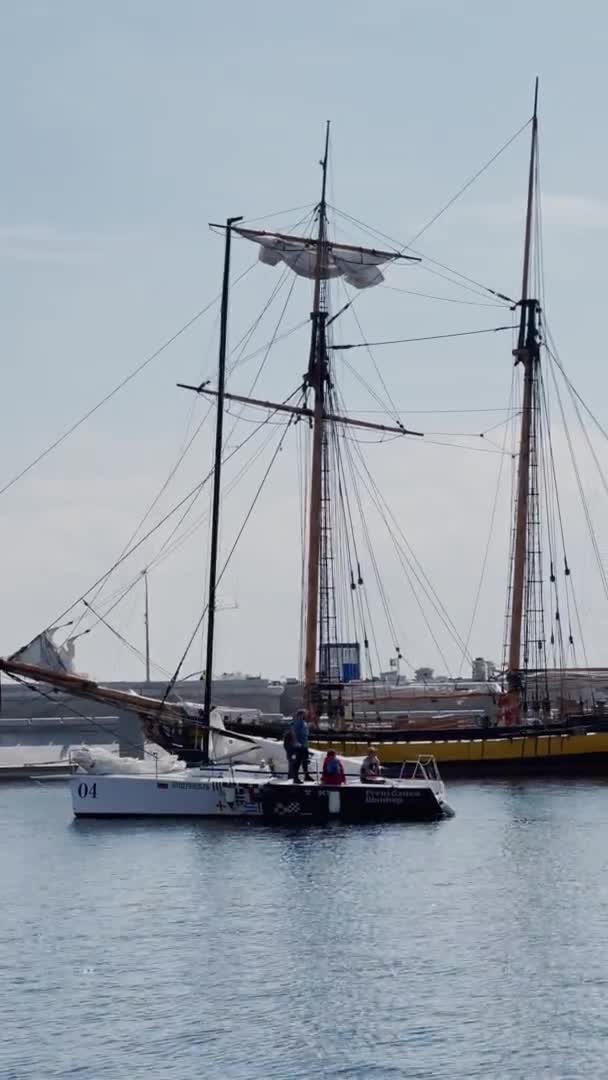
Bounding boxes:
1 778 607 1078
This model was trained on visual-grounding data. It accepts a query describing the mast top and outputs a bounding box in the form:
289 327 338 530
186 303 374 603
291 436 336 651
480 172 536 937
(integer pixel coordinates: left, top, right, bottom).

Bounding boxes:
319 121 330 215
518 80 539 310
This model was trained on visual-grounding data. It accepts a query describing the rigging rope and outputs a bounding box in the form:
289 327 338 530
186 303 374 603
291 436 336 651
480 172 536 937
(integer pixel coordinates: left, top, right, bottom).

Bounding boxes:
10 204 315 652
331 325 515 349
537 352 587 669
65 261 305 650
349 436 474 668
339 279 402 425
380 283 507 309
548 352 608 605
4 670 161 762
67 408 295 668
401 117 533 251
330 386 405 681
0 265 257 499
80 599 172 678
44 400 295 634
160 405 301 702
331 205 515 306
330 372 469 674
458 368 516 676
239 202 315 224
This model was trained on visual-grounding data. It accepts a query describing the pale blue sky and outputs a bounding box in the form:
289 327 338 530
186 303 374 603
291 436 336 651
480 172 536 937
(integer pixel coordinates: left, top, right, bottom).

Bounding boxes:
2 2 608 680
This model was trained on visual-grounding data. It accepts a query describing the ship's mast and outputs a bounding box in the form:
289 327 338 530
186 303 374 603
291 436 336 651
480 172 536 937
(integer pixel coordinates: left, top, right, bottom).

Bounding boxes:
508 79 540 690
176 127 418 721
303 122 330 717
201 215 243 762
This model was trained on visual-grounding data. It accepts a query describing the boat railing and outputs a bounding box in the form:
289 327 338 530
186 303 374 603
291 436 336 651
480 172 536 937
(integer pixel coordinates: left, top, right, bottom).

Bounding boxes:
200 758 293 780
398 756 442 783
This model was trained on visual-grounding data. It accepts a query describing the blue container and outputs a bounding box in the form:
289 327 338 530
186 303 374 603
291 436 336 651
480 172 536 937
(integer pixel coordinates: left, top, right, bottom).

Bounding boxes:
342 662 360 683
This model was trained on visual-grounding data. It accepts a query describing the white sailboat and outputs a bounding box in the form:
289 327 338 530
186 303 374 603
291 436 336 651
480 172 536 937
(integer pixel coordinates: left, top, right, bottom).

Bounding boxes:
69 765 448 822
67 713 448 821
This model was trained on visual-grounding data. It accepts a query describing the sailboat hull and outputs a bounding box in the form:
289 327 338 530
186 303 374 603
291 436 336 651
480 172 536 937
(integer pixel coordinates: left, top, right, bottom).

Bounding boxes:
71 773 264 819
70 772 449 822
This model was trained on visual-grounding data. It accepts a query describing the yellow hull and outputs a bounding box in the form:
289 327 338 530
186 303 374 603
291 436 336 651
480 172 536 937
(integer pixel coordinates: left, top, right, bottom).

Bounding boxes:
313 730 608 773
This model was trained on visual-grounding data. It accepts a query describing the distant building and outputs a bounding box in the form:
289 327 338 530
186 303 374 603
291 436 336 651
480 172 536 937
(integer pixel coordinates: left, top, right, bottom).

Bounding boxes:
472 657 497 682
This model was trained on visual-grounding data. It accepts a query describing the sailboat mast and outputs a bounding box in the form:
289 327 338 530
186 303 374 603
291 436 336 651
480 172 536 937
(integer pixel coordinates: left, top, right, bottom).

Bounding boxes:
508 79 539 684
303 122 330 716
143 569 151 683
202 214 243 762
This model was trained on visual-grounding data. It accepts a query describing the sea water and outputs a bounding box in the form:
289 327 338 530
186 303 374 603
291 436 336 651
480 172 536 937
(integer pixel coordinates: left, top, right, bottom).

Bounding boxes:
1 777 607 1079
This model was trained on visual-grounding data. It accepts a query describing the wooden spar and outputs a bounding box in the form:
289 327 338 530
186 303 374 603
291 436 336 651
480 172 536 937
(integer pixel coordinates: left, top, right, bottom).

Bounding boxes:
201 215 243 763
177 383 424 437
508 79 539 686
0 657 186 722
0 657 266 748
229 226 420 262
304 122 331 717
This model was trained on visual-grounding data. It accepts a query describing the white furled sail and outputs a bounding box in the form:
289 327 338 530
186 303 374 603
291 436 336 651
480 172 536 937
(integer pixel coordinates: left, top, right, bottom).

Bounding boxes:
71 746 186 775
235 228 405 289
9 630 76 675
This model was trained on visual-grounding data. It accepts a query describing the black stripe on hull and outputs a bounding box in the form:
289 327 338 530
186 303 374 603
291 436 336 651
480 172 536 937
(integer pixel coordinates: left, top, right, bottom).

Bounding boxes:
260 784 445 823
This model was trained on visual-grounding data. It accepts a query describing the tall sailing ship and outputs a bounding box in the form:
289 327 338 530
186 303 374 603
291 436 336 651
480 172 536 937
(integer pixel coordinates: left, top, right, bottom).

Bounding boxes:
3 85 608 778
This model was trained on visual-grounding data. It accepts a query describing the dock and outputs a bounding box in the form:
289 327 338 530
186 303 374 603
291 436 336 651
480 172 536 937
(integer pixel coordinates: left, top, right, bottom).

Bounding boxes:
0 760 77 782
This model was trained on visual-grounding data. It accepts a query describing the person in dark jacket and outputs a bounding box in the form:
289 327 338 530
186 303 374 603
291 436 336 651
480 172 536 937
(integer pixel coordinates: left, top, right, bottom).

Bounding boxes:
291 709 313 783
283 726 297 779
321 749 346 786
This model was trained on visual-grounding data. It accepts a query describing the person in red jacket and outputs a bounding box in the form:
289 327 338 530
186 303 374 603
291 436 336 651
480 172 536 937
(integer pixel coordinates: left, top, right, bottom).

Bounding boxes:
321 749 346 786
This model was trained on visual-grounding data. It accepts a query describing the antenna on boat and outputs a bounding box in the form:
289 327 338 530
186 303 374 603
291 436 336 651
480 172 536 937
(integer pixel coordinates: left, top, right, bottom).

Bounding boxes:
303 121 331 720
201 214 243 764
142 569 151 683
507 78 540 704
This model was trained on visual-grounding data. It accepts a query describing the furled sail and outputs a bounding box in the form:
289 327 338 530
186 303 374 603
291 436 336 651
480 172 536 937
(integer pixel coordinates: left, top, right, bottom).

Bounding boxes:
235 228 410 289
9 629 76 674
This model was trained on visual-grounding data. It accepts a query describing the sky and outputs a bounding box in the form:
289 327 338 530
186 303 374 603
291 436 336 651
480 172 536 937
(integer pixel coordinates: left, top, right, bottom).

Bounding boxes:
2 1 608 683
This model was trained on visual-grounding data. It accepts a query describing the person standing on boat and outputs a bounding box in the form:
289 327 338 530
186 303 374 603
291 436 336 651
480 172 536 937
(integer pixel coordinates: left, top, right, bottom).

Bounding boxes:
360 746 382 783
283 725 297 779
321 749 346 786
291 709 313 783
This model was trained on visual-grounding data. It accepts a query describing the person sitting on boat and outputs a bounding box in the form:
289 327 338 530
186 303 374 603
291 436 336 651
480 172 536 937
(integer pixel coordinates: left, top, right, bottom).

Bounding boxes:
291 709 313 783
321 749 346 786
360 746 383 783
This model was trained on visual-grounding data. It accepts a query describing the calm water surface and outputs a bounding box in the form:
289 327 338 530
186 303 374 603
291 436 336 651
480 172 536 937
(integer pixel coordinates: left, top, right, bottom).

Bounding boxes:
1 778 608 1079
